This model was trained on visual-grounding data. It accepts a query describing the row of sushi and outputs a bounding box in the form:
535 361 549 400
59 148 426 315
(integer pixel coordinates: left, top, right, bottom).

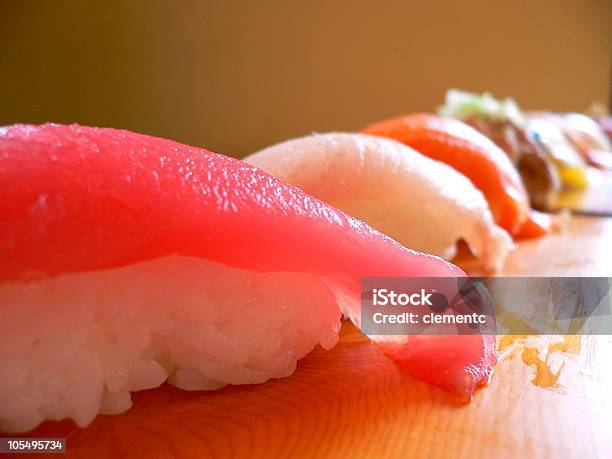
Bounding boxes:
439 89 612 209
1 91 608 432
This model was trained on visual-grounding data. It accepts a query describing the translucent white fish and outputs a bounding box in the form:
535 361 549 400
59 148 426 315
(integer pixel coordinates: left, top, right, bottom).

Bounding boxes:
246 133 513 271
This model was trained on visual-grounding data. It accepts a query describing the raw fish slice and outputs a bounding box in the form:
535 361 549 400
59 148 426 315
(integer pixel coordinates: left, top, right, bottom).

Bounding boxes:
0 124 496 431
379 334 497 398
245 133 512 272
1 124 465 289
363 114 530 235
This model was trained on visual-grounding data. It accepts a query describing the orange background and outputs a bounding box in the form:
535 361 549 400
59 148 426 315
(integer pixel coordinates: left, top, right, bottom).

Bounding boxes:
0 0 609 157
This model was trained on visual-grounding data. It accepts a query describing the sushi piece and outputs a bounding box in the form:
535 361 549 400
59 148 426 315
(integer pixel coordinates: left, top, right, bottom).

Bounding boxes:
245 133 512 271
438 90 562 210
525 113 589 189
0 124 496 432
362 113 530 236
539 112 612 170
438 89 591 206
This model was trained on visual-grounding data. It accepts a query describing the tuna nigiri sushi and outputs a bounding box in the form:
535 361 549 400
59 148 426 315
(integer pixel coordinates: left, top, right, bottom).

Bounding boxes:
245 133 512 271
0 124 496 432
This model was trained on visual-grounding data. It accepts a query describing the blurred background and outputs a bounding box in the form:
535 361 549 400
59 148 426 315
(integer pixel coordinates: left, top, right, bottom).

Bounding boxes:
0 0 609 157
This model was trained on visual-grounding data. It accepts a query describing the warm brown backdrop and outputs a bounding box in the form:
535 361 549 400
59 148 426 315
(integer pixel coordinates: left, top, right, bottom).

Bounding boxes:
0 0 610 157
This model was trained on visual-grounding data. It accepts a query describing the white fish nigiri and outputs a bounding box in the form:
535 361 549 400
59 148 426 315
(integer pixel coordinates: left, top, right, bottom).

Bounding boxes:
246 133 513 271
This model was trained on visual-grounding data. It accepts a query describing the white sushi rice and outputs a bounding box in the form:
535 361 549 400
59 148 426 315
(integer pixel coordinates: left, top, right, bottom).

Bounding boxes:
0 256 341 433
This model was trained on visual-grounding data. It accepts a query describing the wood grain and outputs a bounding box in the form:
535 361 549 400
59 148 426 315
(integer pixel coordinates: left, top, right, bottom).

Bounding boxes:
6 216 612 459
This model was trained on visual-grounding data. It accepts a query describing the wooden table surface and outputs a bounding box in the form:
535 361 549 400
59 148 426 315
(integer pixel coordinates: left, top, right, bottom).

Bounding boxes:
8 216 612 459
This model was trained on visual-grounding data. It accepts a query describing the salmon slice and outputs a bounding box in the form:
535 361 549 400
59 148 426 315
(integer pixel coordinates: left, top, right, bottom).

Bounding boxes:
363 114 530 236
